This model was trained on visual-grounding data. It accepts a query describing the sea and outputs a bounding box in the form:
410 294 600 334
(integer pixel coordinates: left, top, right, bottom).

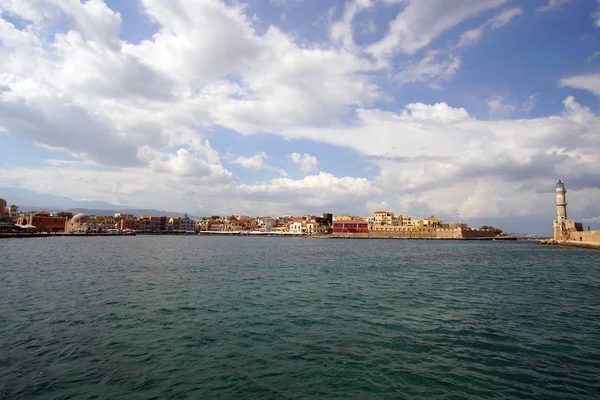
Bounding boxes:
1 236 599 399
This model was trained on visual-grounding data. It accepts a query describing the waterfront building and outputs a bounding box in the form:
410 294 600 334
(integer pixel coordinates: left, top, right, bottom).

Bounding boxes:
169 217 181 230
374 211 393 225
423 217 442 227
332 220 369 234
180 216 195 232
393 214 411 225
66 213 91 233
228 219 244 231
408 219 425 228
140 216 166 231
306 222 317 235
118 219 137 231
289 221 305 234
20 211 67 233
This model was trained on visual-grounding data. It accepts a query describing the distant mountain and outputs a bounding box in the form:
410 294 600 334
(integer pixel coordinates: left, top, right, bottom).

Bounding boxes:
64 208 199 219
0 187 201 219
0 187 133 210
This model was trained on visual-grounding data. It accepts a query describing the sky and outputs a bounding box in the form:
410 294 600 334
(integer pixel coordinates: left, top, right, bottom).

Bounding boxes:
0 0 599 233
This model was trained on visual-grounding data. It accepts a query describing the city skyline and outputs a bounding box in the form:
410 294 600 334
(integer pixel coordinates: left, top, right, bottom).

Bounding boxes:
1 0 600 234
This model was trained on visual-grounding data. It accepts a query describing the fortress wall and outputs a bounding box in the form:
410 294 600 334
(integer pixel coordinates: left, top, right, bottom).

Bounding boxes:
569 230 600 244
332 228 465 239
331 233 370 238
461 229 497 238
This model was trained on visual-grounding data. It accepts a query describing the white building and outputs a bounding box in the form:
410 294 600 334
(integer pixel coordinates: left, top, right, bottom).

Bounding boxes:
289 221 305 234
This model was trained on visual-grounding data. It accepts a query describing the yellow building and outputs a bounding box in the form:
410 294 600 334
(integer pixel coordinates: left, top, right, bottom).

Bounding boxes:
408 220 424 228
374 211 393 225
169 217 181 230
423 217 442 227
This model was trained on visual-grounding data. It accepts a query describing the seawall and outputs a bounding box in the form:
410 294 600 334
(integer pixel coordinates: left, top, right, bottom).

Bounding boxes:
538 239 600 250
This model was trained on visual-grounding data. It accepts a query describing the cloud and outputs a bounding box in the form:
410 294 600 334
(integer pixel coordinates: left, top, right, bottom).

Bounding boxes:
458 7 522 47
330 0 374 52
230 151 273 170
268 0 304 6
522 93 539 113
289 152 319 173
395 51 461 87
560 73 600 96
536 0 572 12
235 172 380 212
0 0 382 167
486 96 516 115
272 96 600 224
367 0 507 59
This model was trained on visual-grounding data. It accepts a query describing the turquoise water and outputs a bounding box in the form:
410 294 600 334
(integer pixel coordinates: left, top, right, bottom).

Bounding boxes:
1 237 600 399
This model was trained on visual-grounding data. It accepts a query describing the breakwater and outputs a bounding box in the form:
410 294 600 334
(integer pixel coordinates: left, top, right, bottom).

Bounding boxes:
538 239 600 250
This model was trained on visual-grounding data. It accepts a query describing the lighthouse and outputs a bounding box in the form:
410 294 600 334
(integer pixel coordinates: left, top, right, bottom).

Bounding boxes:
556 180 567 223
552 180 583 240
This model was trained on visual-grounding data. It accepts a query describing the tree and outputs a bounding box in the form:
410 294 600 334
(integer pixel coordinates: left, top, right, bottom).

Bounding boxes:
57 212 74 219
480 225 503 235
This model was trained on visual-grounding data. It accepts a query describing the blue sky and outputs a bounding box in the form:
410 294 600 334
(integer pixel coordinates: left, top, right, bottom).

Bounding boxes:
0 0 600 233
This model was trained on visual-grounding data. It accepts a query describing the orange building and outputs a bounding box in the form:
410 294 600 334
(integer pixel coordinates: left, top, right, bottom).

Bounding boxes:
118 219 137 230
19 211 67 232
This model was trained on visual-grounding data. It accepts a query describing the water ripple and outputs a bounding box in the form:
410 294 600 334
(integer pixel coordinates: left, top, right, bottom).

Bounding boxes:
1 237 600 399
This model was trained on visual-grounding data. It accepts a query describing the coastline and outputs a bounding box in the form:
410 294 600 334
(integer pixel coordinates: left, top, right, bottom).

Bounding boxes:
2 231 520 241
538 239 600 250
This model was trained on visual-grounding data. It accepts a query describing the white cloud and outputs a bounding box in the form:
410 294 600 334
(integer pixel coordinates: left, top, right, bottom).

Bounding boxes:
522 93 539 113
395 51 461 87
271 96 600 224
330 0 374 52
536 0 572 12
458 7 522 47
235 172 380 212
486 96 516 115
0 0 382 175
367 0 507 59
289 152 319 173
268 0 304 6
560 73 600 96
230 151 273 170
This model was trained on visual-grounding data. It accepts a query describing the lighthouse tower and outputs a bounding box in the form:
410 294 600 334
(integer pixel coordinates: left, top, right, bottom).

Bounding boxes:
556 180 567 223
553 180 577 240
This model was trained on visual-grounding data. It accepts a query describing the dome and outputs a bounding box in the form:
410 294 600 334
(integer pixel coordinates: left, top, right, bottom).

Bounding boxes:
71 213 90 223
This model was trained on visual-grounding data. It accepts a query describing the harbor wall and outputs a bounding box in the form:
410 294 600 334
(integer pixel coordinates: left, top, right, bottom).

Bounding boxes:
568 230 600 243
331 228 497 239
